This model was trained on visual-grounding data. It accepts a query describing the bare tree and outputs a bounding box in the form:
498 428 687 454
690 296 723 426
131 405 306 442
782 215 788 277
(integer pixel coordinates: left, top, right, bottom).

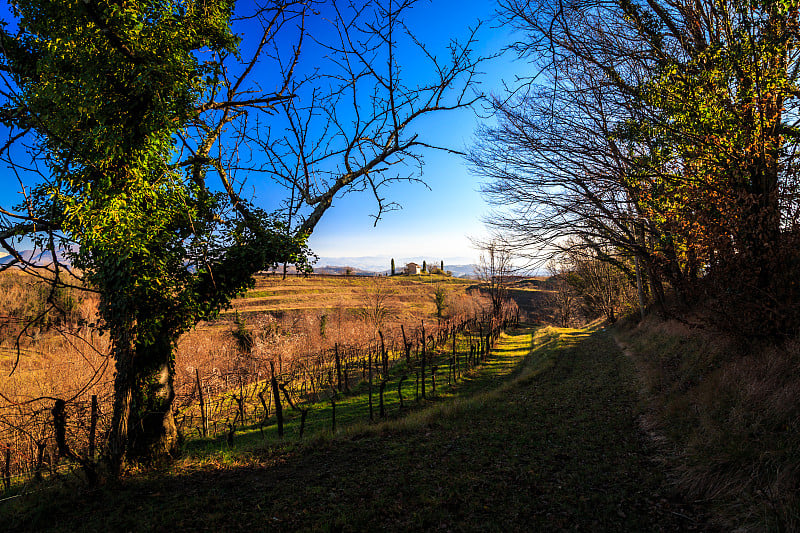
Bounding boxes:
0 0 487 469
474 1 800 334
562 247 634 323
254 0 486 233
474 238 513 318
545 260 577 328
469 1 649 271
357 277 395 333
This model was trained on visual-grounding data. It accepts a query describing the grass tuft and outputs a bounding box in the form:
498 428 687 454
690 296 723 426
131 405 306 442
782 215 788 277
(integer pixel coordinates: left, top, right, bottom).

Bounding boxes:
616 316 800 531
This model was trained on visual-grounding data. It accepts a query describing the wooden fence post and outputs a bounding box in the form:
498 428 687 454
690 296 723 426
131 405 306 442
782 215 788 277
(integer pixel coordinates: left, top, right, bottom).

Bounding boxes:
238 382 246 423
52 399 69 458
415 352 420 401
421 322 426 400
334 343 342 392
3 444 9 491
89 395 98 460
270 361 284 438
379 330 388 377
453 331 458 381
379 380 387 418
257 386 270 429
398 374 406 410
401 324 412 365
299 409 308 439
331 396 336 433
195 369 207 437
368 348 374 421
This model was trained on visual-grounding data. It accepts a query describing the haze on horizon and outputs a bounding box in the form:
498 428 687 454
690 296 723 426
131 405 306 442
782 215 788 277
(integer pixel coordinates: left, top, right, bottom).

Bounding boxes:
0 0 518 265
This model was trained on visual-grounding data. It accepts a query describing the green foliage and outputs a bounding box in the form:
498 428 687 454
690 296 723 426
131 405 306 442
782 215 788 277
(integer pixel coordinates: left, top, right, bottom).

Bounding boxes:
5 0 230 337
229 311 254 354
390 258 395 276
614 1 800 332
432 284 446 319
482 1 800 335
0 0 310 463
2 1 311 327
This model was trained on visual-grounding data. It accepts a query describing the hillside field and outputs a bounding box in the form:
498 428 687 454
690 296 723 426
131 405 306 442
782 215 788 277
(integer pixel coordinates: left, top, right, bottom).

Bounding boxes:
2 323 717 532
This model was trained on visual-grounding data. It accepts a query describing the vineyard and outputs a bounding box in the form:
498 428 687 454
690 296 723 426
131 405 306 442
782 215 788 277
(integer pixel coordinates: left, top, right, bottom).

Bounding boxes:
0 272 522 494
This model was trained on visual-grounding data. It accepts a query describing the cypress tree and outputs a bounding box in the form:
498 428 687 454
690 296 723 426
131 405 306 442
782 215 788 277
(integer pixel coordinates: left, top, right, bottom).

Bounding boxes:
391 258 395 276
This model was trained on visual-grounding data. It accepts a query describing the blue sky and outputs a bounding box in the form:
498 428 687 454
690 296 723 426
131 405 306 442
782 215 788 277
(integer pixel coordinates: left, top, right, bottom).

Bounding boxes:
267 0 518 264
0 1 522 266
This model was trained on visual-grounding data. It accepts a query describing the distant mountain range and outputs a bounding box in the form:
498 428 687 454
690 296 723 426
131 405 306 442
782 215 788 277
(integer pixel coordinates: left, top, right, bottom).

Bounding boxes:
266 261 479 278
312 265 381 276
314 256 479 276
0 248 72 267
0 250 481 278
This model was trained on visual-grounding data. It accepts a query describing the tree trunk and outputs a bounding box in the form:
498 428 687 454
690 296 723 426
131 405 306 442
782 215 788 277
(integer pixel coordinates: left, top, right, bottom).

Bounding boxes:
379 330 388 377
645 261 667 316
128 334 178 462
334 343 342 392
368 349 374 421
108 341 134 476
634 254 646 321
420 326 426 400
109 328 179 473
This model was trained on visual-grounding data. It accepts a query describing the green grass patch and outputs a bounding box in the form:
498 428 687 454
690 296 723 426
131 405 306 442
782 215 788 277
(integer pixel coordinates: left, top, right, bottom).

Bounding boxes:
3 324 715 532
179 326 538 463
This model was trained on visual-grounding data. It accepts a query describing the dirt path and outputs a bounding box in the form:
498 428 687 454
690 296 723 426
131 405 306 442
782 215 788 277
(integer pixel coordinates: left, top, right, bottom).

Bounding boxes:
7 327 716 531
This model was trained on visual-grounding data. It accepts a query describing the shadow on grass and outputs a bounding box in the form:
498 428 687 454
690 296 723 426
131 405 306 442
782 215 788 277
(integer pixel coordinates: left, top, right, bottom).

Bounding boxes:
182 326 539 458
3 326 718 532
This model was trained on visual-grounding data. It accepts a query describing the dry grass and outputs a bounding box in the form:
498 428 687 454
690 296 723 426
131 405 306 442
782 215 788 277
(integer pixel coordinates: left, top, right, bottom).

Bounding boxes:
0 270 110 408
173 274 482 391
3 321 718 532
0 271 112 489
226 274 475 319
170 275 495 441
616 316 800 531
0 272 494 488
0 273 480 401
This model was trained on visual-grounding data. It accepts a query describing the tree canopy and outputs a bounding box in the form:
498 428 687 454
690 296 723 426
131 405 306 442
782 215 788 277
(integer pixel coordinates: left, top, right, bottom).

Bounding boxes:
0 0 483 471
474 0 800 335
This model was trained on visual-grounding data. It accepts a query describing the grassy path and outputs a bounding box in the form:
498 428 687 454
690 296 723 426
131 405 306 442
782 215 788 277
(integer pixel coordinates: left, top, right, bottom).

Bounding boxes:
4 326 714 531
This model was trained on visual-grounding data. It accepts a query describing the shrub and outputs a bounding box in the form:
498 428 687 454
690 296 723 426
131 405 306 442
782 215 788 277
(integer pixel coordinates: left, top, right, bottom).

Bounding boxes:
432 285 447 319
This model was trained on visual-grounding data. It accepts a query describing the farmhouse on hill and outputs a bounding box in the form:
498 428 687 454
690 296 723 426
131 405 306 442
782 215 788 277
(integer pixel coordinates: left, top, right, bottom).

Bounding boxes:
405 262 421 275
